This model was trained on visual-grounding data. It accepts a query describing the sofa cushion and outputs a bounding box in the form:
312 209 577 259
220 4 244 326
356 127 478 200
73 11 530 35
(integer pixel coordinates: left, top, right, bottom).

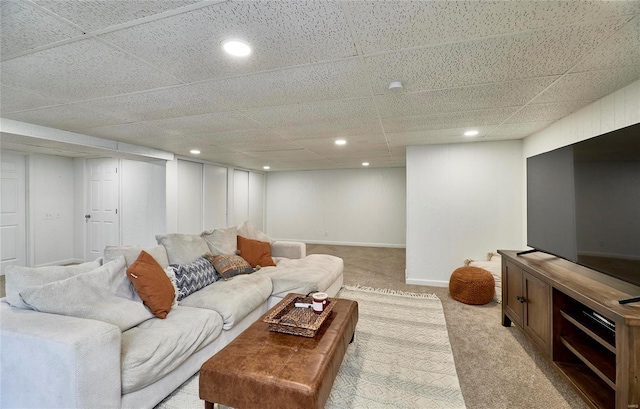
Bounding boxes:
121 305 223 394
179 274 272 330
237 236 276 268
155 233 210 265
255 255 344 298
237 220 274 244
5 259 102 309
201 226 237 256
204 253 254 279
104 245 169 269
127 251 175 319
19 257 154 332
169 256 221 301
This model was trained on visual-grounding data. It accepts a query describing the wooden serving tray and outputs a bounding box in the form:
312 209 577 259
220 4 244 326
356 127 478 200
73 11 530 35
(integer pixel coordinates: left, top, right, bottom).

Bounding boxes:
263 293 335 337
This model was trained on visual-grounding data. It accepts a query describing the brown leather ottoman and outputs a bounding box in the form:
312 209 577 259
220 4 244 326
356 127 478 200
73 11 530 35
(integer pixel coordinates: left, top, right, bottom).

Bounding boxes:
199 296 358 409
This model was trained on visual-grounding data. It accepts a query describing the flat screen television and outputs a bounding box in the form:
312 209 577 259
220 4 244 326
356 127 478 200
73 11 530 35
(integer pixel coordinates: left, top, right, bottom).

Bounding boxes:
526 122 640 290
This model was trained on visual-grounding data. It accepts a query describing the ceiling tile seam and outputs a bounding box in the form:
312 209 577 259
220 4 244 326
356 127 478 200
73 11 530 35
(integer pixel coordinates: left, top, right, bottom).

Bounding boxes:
357 14 635 60
482 14 639 140
1 0 227 63
339 1 393 163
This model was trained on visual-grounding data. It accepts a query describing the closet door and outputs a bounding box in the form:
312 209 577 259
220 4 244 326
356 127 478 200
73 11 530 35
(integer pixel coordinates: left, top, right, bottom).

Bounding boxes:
1 153 26 273
233 170 249 225
177 160 203 234
203 165 227 229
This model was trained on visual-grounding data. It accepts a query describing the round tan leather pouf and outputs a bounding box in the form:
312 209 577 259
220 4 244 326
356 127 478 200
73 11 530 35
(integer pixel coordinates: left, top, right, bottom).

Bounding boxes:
449 266 495 305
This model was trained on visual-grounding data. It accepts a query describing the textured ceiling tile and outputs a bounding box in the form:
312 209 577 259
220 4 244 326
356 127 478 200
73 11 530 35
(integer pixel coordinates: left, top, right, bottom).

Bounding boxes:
376 78 557 119
485 121 554 139
142 111 257 135
79 85 229 122
273 118 384 140
349 1 640 54
365 18 627 93
506 100 593 123
534 66 640 104
99 1 356 82
196 58 369 110
572 16 640 72
0 0 83 60
0 85 62 113
0 39 181 101
242 98 378 128
294 133 388 149
218 138 303 153
2 105 127 132
33 0 200 32
244 149 319 159
82 122 181 142
386 126 496 146
382 107 518 134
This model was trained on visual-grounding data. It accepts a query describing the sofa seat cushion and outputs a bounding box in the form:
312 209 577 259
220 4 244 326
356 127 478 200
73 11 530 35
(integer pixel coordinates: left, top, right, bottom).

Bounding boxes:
178 274 272 330
255 255 343 298
121 305 223 394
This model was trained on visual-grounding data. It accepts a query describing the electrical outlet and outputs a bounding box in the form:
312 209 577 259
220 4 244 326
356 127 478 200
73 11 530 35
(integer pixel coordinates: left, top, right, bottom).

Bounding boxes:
44 212 53 220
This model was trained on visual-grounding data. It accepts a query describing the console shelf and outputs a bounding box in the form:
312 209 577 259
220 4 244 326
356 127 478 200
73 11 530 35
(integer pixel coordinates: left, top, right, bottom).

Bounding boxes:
500 250 640 409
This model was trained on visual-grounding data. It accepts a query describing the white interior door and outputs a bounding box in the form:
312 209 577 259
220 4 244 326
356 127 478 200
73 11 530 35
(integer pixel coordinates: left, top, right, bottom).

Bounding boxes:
1 153 26 274
86 158 119 261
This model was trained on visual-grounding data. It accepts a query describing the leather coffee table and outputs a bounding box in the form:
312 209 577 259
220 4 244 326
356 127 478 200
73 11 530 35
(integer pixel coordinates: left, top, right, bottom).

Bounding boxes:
199 296 358 409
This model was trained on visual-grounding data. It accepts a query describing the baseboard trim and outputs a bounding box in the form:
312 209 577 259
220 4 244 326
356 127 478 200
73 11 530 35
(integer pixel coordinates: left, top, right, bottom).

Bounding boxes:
405 278 449 288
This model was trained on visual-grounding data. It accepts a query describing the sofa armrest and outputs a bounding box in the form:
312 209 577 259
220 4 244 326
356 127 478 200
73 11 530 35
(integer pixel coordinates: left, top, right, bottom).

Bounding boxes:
271 241 306 259
1 301 122 409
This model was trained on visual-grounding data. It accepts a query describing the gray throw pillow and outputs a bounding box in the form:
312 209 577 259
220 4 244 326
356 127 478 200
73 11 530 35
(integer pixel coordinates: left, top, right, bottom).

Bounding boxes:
155 233 210 265
104 245 170 268
19 256 154 332
201 226 237 256
5 259 102 309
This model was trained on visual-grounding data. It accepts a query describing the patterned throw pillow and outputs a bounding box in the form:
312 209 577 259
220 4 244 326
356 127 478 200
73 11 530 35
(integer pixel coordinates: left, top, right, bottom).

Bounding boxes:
169 256 221 301
204 253 255 280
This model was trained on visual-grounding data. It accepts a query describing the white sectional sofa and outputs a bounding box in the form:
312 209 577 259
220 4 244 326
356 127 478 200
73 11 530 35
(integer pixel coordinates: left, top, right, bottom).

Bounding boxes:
0 224 343 409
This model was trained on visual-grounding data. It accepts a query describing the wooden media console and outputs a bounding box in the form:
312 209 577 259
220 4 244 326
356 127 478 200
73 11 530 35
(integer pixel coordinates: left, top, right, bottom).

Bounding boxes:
499 250 640 409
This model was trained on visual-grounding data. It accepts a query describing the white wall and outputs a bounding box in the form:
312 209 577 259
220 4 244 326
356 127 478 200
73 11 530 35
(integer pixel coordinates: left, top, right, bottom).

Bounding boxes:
29 154 75 266
266 168 406 247
121 159 166 247
406 141 523 286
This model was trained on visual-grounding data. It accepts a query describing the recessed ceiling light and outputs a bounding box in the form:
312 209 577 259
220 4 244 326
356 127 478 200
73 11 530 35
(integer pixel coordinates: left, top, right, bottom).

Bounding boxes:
464 130 479 137
263 166 270 170
335 139 347 146
221 39 252 57
362 162 370 166
190 149 201 154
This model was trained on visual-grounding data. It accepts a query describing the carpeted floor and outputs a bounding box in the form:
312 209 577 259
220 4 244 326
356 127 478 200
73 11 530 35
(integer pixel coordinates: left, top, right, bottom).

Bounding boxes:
306 244 588 409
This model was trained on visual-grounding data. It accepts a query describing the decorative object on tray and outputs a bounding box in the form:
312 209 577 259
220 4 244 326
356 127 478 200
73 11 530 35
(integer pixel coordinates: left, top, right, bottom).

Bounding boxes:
263 292 335 337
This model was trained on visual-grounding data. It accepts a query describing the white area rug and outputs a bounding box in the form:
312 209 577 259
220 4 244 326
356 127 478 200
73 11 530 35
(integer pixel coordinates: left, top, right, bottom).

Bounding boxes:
156 285 466 409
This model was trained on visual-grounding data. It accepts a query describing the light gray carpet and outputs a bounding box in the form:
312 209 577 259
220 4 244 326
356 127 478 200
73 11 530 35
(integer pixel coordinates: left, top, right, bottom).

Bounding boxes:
307 244 588 409
158 285 466 409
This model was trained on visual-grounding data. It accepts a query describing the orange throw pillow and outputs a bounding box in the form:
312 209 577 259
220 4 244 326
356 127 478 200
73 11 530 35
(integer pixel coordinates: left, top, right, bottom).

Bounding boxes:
237 236 276 268
126 251 174 319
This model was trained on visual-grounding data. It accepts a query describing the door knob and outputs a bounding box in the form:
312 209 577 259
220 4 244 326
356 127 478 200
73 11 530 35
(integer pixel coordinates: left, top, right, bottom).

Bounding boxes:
85 214 91 219
516 296 526 303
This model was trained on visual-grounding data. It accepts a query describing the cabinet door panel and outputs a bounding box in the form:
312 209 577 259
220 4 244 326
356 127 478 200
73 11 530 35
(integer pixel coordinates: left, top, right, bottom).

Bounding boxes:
525 272 552 356
504 261 524 327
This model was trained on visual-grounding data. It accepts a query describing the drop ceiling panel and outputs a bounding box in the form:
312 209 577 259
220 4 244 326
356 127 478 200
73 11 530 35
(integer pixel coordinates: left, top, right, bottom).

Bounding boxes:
533 66 640 104
79 85 229 122
273 118 384 140
196 58 369 110
485 121 555 140
142 111 258 135
382 107 518 134
99 1 357 83
349 1 640 55
571 16 640 72
218 138 303 153
242 98 378 128
33 0 201 32
83 122 181 142
0 0 83 59
376 78 556 119
365 18 627 94
386 126 497 146
0 85 62 113
0 39 181 101
3 105 127 132
506 100 593 123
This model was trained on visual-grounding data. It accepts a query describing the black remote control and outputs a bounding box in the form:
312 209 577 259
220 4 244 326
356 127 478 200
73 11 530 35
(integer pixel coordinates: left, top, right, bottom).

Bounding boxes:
619 296 640 304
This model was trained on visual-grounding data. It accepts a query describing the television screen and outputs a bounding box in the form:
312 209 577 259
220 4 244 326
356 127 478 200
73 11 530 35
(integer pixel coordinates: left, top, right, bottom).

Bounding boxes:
527 123 640 287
